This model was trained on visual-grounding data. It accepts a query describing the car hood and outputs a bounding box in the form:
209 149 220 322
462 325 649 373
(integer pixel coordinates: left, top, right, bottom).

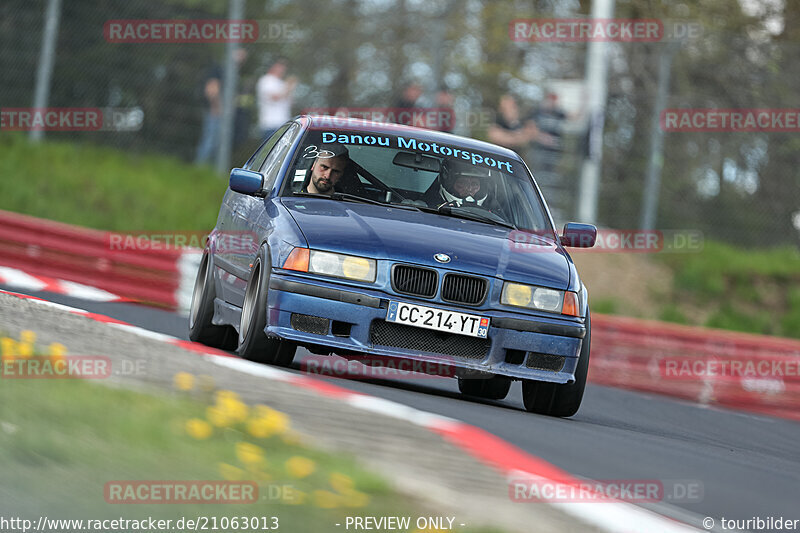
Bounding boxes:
281 198 570 289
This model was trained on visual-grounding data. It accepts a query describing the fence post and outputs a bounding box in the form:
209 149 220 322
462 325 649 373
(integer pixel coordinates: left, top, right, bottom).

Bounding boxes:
576 0 615 224
30 0 63 143
215 0 246 174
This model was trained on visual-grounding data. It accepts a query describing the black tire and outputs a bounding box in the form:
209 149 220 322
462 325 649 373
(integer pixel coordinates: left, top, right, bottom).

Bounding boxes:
237 245 297 366
188 251 236 350
458 375 512 400
522 312 591 417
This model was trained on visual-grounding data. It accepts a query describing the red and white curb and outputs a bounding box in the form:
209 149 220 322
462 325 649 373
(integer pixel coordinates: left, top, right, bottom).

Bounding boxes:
0 266 126 303
0 288 703 533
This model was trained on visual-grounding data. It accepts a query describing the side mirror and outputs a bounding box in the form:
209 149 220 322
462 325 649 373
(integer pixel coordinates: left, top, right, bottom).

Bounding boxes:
560 222 597 248
229 168 265 196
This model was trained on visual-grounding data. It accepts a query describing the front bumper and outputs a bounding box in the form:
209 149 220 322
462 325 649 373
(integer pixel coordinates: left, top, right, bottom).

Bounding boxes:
265 272 586 384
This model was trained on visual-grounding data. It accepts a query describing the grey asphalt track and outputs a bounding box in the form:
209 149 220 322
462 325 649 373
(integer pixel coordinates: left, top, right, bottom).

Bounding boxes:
5 285 800 531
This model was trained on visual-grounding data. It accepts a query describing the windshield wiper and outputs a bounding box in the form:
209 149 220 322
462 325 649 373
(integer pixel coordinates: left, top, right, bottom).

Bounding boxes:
434 205 517 230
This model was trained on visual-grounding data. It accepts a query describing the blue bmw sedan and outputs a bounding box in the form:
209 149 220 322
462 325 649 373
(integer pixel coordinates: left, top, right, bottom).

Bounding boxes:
189 115 597 417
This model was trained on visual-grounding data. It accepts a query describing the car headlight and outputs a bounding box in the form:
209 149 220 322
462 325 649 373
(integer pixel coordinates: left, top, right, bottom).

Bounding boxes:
308 250 376 282
501 282 579 316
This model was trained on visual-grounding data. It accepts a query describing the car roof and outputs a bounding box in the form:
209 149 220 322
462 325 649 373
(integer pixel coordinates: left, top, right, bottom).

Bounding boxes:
297 114 523 162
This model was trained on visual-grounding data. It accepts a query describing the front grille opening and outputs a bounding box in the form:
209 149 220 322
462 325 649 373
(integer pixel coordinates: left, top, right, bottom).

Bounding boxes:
505 349 526 365
291 313 329 335
442 273 487 305
525 353 566 372
392 264 437 298
331 321 352 337
369 320 490 360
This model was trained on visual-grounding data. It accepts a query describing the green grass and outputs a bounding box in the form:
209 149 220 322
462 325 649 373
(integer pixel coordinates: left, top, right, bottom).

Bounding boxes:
0 134 225 231
590 298 618 315
0 360 498 531
661 241 800 296
658 304 688 325
656 241 800 338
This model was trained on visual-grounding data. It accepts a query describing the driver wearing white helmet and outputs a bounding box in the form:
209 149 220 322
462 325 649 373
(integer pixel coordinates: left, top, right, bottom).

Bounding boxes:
424 158 496 209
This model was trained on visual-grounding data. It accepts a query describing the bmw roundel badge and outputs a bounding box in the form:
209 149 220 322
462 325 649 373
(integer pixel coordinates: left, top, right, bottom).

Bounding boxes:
434 253 451 263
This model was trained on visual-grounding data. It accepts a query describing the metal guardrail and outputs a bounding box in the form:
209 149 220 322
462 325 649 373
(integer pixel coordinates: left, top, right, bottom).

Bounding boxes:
590 314 800 422
0 209 184 308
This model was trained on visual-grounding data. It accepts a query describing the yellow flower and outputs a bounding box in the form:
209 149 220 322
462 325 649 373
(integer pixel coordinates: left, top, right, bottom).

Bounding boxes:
1 337 16 356
206 406 232 427
17 342 33 358
218 462 245 480
235 441 266 467
341 490 370 508
215 390 248 423
20 330 36 346
312 490 340 509
285 456 316 479
48 343 67 357
185 418 212 439
247 417 271 439
247 406 290 438
329 472 354 494
173 372 194 391
0 337 18 360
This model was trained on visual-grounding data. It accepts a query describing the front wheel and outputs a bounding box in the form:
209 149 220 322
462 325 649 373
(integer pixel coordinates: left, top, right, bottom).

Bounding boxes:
237 245 296 366
188 251 236 350
522 313 591 417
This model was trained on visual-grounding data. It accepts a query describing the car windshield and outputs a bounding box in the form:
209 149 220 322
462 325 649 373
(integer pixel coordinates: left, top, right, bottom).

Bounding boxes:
280 125 554 233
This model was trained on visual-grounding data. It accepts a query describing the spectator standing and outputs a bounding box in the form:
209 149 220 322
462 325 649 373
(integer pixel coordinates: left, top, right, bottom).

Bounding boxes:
530 92 566 151
256 58 297 139
488 93 557 153
194 63 223 164
487 93 537 150
392 82 423 126
528 92 567 172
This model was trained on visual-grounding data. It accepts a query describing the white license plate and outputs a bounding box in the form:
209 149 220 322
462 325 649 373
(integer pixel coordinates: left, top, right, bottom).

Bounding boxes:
386 301 490 338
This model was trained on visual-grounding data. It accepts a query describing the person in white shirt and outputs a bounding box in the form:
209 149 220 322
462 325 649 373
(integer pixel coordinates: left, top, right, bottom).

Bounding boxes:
256 59 297 139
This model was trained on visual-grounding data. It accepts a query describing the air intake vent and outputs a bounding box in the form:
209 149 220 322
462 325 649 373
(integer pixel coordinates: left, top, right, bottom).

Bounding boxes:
291 313 329 335
392 265 437 298
442 274 487 306
525 353 566 372
370 321 490 360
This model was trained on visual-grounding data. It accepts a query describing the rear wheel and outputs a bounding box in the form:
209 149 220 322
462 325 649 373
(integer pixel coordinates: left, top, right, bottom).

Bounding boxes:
458 375 512 400
237 245 296 366
522 313 591 417
188 251 236 349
